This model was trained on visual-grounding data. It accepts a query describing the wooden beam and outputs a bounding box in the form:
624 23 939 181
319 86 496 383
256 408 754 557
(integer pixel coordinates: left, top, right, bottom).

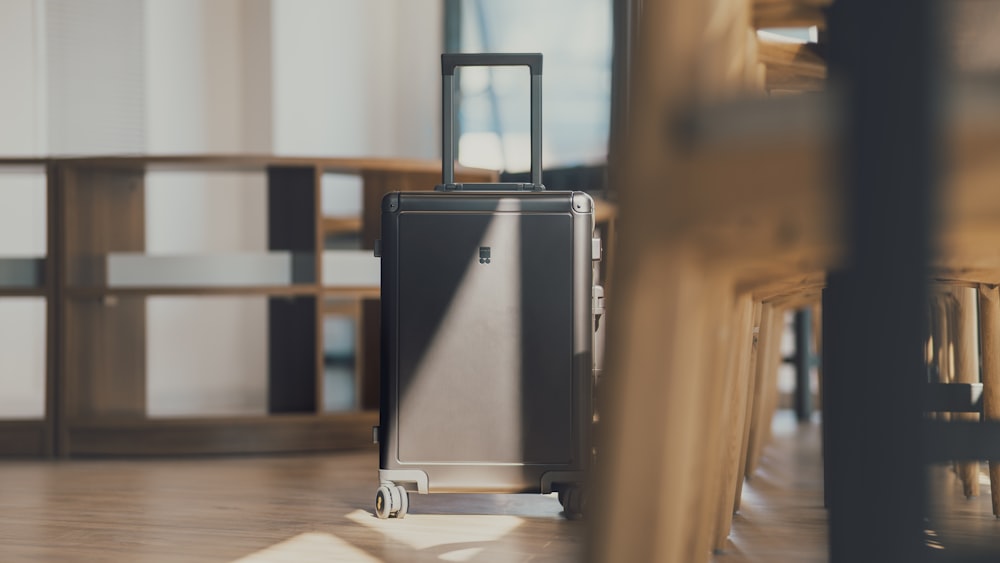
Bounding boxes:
754 0 830 30
65 412 378 456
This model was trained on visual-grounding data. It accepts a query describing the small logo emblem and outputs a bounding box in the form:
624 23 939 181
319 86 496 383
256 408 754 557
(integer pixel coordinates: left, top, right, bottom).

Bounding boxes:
479 247 491 264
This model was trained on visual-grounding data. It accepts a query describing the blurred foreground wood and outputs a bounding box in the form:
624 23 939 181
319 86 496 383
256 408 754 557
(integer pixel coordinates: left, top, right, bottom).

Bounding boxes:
591 0 1000 561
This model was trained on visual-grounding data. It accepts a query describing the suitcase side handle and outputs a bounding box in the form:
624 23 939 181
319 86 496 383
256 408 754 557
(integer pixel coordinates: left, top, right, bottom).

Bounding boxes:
440 53 543 191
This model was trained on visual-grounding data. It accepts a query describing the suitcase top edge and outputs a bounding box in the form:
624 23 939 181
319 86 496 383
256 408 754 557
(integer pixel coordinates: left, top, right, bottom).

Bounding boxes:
382 191 594 215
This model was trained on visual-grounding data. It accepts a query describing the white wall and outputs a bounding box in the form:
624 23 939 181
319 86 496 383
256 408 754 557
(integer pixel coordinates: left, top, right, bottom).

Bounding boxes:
272 0 441 157
0 0 47 418
46 0 145 154
143 0 269 416
0 0 445 419
0 0 45 156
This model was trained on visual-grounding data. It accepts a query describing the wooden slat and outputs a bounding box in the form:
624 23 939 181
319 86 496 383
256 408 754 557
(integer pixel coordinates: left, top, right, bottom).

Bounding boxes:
313 168 326 415
65 412 378 456
0 288 47 297
47 163 61 456
0 155 496 177
66 285 321 297
633 79 1000 292
322 216 362 236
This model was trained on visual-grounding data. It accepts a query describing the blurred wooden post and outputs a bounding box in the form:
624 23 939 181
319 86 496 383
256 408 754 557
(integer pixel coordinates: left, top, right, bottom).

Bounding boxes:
589 0 760 559
977 284 1000 517
953 287 981 497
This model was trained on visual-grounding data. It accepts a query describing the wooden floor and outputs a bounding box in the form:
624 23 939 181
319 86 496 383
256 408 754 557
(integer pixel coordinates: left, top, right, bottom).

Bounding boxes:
0 448 580 562
713 411 828 562
714 411 1000 563
2 411 997 562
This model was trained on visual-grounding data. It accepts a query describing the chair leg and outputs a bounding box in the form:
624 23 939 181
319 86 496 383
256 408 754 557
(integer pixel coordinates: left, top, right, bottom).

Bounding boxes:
977 285 1000 517
712 294 757 551
953 287 981 498
745 303 783 480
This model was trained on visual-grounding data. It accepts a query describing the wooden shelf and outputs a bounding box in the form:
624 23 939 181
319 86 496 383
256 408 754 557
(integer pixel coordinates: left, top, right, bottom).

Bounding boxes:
65 411 378 456
322 216 362 236
65 285 321 297
0 154 495 177
0 288 48 298
0 155 495 457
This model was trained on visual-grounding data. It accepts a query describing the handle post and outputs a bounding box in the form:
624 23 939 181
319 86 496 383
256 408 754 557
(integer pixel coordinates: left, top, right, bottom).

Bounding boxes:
440 53 543 189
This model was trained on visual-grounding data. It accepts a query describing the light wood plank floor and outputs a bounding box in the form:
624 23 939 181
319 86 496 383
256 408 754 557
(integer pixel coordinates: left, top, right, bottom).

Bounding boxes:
0 447 580 562
714 410 1000 563
2 412 998 562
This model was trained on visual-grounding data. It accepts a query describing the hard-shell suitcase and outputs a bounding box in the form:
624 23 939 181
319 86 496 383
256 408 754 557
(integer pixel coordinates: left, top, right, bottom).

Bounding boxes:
373 53 599 519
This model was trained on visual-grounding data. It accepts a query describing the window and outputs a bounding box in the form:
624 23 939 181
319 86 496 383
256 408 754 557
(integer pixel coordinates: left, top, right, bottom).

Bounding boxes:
446 0 612 173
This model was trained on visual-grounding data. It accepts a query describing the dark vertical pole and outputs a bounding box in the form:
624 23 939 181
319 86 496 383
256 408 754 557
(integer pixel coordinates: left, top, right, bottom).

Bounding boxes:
821 284 839 510
267 167 319 414
794 308 813 422
609 0 634 175
825 0 940 560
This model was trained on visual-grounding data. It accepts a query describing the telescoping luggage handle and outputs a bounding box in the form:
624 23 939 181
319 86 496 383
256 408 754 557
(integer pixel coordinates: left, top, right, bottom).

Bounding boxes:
437 53 544 192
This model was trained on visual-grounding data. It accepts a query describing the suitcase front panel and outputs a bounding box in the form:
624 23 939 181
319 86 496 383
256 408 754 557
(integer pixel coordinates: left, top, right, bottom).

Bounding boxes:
395 210 575 465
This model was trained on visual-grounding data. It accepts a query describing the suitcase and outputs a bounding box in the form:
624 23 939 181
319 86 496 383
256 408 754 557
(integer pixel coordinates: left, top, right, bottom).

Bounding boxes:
373 53 600 519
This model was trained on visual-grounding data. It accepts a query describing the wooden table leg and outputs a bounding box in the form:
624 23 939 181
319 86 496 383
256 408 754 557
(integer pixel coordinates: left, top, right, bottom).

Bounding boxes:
733 301 763 513
745 303 782 479
953 287 981 498
589 248 737 563
977 284 1000 517
713 294 756 550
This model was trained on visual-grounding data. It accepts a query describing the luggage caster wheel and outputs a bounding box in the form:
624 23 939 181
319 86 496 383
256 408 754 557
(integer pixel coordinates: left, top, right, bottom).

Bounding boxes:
395 485 409 518
375 485 393 519
559 485 585 520
375 484 409 519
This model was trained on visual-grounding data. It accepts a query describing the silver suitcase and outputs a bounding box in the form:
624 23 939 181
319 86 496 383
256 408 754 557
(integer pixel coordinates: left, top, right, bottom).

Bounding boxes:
374 53 598 519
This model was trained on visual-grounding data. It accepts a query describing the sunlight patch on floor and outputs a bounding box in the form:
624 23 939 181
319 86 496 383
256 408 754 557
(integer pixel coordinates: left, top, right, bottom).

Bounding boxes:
346 508 523 562
231 531 380 563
